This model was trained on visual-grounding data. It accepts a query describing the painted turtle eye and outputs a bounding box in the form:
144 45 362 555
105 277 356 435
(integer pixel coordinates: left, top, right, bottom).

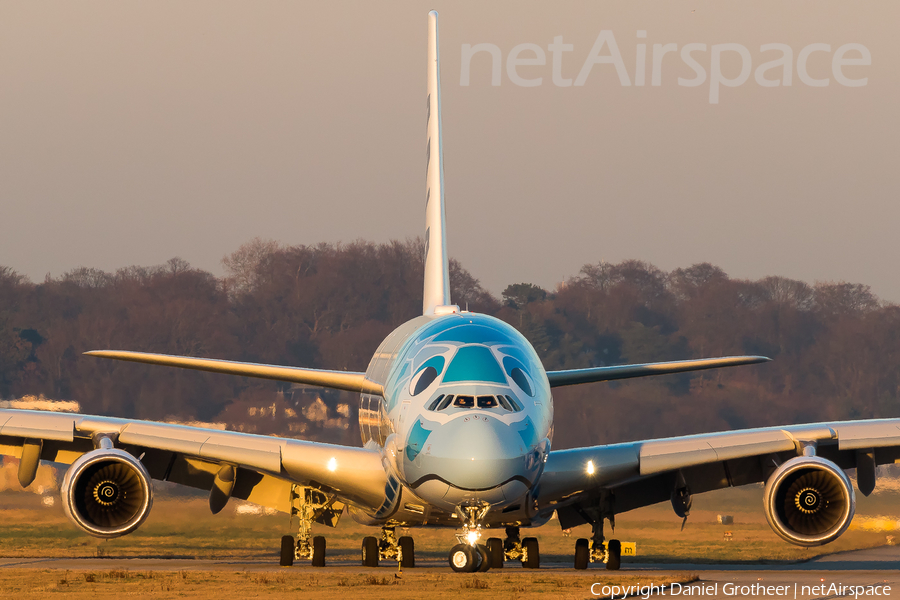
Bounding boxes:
408 355 445 396
502 356 535 397
510 367 533 397
410 366 438 396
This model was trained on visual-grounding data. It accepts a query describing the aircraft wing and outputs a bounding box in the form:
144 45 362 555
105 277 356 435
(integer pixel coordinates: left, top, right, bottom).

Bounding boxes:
546 355 770 388
539 419 900 528
86 350 384 396
0 409 388 514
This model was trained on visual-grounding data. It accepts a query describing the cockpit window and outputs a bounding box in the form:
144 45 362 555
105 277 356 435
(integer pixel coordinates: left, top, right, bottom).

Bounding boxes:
476 395 497 408
426 395 445 411
453 395 475 408
429 393 521 412
505 395 523 411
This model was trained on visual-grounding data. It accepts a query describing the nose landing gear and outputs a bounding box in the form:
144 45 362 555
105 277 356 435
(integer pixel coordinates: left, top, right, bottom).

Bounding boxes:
446 506 541 572
447 504 494 572
449 543 483 572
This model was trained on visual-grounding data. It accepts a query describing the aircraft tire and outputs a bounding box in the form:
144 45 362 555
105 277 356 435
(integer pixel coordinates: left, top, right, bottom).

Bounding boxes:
606 539 621 571
449 543 476 572
476 544 491 572
486 537 504 568
574 538 589 570
399 536 415 568
279 535 294 567
312 536 326 567
362 536 379 567
523 537 540 569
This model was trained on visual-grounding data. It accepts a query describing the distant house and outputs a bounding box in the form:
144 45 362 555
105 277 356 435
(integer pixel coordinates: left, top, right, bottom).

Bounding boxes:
0 395 80 413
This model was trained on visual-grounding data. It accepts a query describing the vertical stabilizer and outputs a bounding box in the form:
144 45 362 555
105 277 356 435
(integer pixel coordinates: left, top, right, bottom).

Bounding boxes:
423 10 453 315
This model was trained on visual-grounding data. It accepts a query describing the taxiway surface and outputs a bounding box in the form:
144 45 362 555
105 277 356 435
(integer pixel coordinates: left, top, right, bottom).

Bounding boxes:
1 546 897 598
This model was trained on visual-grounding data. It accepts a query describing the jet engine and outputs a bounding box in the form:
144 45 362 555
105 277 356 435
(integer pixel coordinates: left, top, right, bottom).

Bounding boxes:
763 456 855 547
61 449 153 539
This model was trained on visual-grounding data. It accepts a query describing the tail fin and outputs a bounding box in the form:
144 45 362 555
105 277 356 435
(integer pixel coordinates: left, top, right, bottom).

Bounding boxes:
423 10 454 316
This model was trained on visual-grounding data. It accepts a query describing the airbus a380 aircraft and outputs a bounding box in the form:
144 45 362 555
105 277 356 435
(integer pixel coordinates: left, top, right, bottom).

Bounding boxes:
3 11 898 573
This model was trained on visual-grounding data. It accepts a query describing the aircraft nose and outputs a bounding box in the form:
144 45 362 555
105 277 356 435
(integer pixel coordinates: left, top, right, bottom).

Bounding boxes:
417 416 532 490
449 415 525 458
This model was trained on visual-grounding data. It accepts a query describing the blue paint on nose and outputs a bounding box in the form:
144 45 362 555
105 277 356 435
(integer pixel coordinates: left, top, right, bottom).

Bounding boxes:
515 417 537 447
406 419 432 462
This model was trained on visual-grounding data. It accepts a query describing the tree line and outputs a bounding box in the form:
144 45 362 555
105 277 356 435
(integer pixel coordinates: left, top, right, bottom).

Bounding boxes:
1 239 897 449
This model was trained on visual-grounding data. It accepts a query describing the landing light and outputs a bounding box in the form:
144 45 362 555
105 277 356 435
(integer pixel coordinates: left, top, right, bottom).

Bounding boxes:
327 457 337 472
466 530 480 544
586 460 595 475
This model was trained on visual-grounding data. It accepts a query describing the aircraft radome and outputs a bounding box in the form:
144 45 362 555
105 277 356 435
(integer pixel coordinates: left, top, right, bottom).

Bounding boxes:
3 11 896 573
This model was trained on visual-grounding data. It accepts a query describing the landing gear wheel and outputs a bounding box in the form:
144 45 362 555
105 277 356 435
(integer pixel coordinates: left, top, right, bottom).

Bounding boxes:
399 536 415 568
606 539 621 571
574 538 589 570
523 537 540 569
449 543 476 572
486 537 504 569
362 536 379 567
279 535 294 567
312 535 326 567
476 544 491 572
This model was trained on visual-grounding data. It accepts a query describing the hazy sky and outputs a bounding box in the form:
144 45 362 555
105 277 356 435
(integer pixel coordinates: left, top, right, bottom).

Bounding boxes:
1 1 897 301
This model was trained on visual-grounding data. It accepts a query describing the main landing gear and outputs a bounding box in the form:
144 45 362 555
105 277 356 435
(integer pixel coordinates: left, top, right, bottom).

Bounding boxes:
573 538 621 570
279 485 343 567
274 485 419 570
495 526 540 569
361 526 415 568
573 517 621 570
280 533 325 568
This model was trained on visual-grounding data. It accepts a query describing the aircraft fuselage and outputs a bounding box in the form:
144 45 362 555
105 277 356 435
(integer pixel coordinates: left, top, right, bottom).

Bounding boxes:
354 311 554 527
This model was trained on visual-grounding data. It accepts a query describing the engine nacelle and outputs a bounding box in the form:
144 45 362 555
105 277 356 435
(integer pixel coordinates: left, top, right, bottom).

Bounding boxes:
763 456 855 547
61 449 153 539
